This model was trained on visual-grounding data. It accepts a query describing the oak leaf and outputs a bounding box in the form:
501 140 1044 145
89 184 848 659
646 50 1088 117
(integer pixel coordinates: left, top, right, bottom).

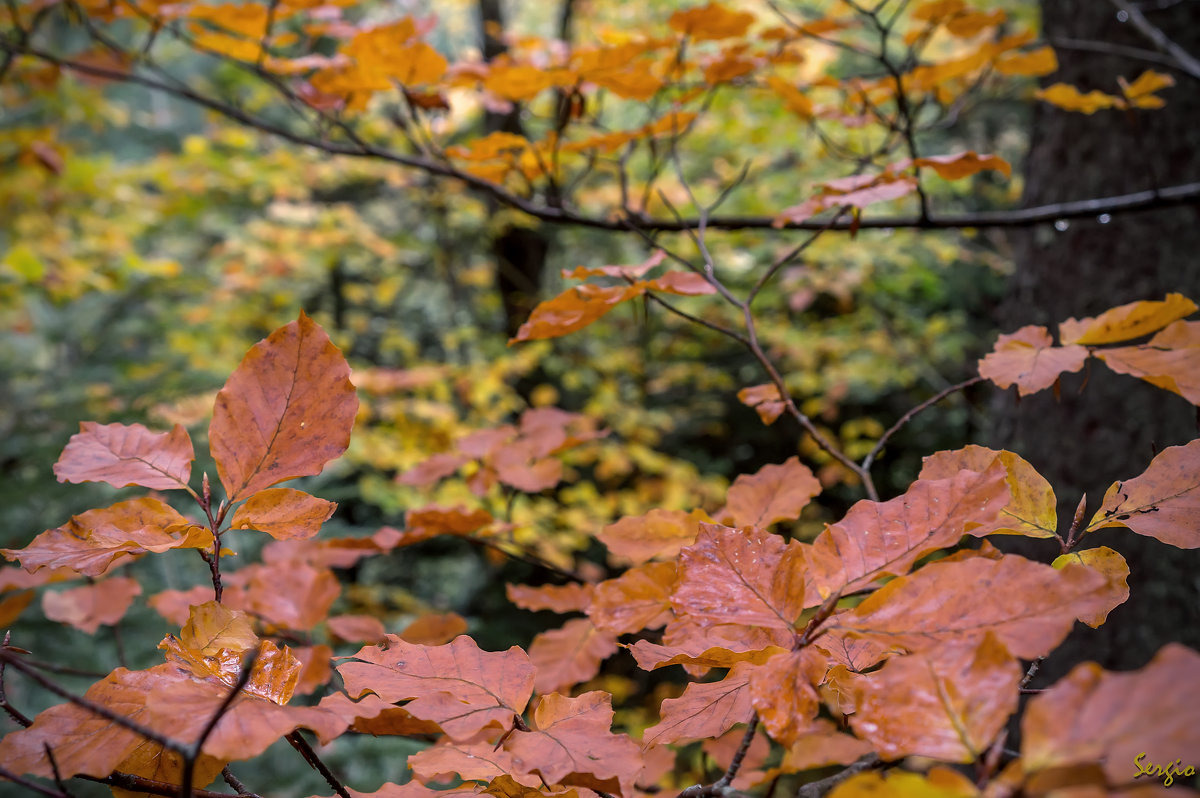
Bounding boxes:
505 691 642 797
977 325 1088 396
338 635 534 741
1087 439 1200 548
53 421 193 491
230 488 337 540
209 312 358 503
718 456 821 528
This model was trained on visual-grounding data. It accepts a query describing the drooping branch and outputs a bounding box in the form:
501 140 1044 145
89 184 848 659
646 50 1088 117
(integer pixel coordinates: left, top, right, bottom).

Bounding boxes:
1108 0 1200 81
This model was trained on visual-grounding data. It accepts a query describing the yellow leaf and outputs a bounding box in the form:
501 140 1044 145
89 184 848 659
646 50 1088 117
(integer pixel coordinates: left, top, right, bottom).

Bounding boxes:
1036 83 1122 114
1058 292 1197 345
668 2 755 41
994 46 1058 77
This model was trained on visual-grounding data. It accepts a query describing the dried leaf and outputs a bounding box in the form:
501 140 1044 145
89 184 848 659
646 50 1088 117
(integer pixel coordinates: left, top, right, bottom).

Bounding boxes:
507 582 594 614
920 446 1057 538
528 618 619 694
642 662 754 746
719 456 821 528
42 577 142 634
1087 439 1200 548
588 561 675 634
1059 293 1196 345
913 151 1011 180
510 284 639 344
230 488 337 540
1097 320 1200 405
53 422 193 491
746 650 823 746
598 508 709 565
978 325 1088 396
328 614 388 644
668 2 755 40
210 312 358 502
1052 546 1130 628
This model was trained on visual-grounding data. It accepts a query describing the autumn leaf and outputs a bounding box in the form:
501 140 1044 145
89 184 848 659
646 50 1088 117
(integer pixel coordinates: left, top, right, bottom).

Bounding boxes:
597 508 709 565
746 650 823 746
842 634 1021 762
3 497 211 576
588 561 675 634
826 768 979 798
737 383 786 425
977 325 1088 396
1052 546 1130 628
994 46 1058 77
919 446 1057 538
768 721 874 775
1119 69 1176 109
42 576 142 634
718 456 821 528
528 618 619 694
328 614 388 644
1096 319 1200 404
1086 439 1200 548
398 612 469 646
765 75 813 118
668 2 755 41
805 461 1010 600
1036 83 1122 114
672 524 807 632
912 151 1012 180
230 488 337 541
409 740 539 786
507 582 594 613
1021 644 1200 785
319 692 442 737
824 554 1112 663
1059 293 1196 345
509 284 638 344
505 691 642 797
642 661 754 746
627 639 787 671
338 635 534 741
210 312 358 503
53 421 194 491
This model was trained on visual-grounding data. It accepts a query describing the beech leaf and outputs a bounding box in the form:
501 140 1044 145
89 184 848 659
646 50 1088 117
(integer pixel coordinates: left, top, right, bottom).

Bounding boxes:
230 488 337 540
719 456 821 528
642 661 754 747
978 325 1088 396
919 446 1057 538
1097 320 1200 405
528 618 619 694
598 508 708 565
1059 292 1196 345
507 582 594 614
210 312 358 503
1051 546 1130 628
42 576 142 634
1087 439 1200 548
588 561 675 634
53 421 193 491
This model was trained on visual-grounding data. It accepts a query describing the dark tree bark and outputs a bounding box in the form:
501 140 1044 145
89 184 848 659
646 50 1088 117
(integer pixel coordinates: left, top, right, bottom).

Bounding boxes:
993 0 1200 681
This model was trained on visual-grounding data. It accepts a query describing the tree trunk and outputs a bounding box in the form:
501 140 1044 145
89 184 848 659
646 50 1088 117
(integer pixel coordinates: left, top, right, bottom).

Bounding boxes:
992 0 1200 681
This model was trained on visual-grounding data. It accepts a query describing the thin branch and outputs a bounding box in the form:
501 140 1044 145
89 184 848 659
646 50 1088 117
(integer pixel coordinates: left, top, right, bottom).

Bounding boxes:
715 715 759 789
1049 35 1184 73
0 635 33 729
795 754 883 798
221 767 261 798
181 650 258 798
3 40 1197 234
861 376 983 472
1109 0 1200 81
0 649 188 755
0 765 69 798
286 731 352 798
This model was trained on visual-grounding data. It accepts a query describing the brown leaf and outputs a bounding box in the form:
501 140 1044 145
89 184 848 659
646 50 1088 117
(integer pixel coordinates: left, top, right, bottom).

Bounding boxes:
528 618 619 694
1087 439 1200 548
42 577 142 634
210 312 358 502
737 383 786 426
1021 644 1200 785
769 720 875 775
978 325 1088 397
53 421 193 491
825 554 1111 664
628 639 787 671
598 508 708 565
328 614 388 644
1059 293 1196 346
642 662 754 746
746 650 823 746
410 740 540 785
588 561 675 634
1098 320 1200 405
505 691 642 797
3 497 210 576
912 151 1012 180
398 612 470 646
719 456 821 528
509 284 639 344
507 582 595 614
805 462 1009 600
920 446 1058 538
338 635 534 741
668 2 754 40
230 488 337 540
319 692 442 737
844 634 1021 762
672 524 807 632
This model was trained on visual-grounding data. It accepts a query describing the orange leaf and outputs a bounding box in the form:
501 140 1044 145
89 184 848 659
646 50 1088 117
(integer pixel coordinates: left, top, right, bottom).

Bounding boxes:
210 312 358 502
628 639 787 671
507 582 594 613
770 721 874 773
410 739 539 785
737 383 786 426
1021 644 1200 785
510 284 640 344
804 461 1009 601
719 456 821 528
1052 546 1130 628
1059 293 1197 345
920 446 1058 538
327 614 388 643
825 768 979 797
398 611 469 646
913 151 1011 180
765 75 814 118
485 64 569 101
0 590 35 627
844 634 1021 762
338 635 534 741
53 421 193 491
977 325 1088 396
994 46 1058 77
826 554 1112 663
564 250 667 280
672 524 807 632
3 497 210 576
1036 83 1122 114
505 691 642 797
668 2 755 40
528 617 619 694
642 661 753 746
746 650 823 746
588 561 675 634
1097 320 1200 404
1119 69 1175 108
230 488 337 540
42 577 142 634
238 559 341 631
598 508 709 565
1087 439 1200 548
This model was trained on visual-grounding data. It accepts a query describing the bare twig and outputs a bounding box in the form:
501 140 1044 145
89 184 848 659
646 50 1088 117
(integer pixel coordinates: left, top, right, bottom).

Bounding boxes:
715 715 759 789
221 767 261 798
286 731 352 798
861 376 983 472
1049 36 1184 72
1109 0 1200 81
180 649 258 798
795 754 883 798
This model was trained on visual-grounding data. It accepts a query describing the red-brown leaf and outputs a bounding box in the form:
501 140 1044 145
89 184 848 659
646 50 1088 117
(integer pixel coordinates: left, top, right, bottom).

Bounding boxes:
210 312 358 502
1098 320 1200 405
528 618 619 694
338 635 534 741
42 576 142 634
507 582 594 614
719 457 821 528
588 561 675 634
598 509 708 565
1087 439 1200 548
978 325 1088 397
53 421 194 491
642 662 754 746
230 488 337 540
746 650 823 746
